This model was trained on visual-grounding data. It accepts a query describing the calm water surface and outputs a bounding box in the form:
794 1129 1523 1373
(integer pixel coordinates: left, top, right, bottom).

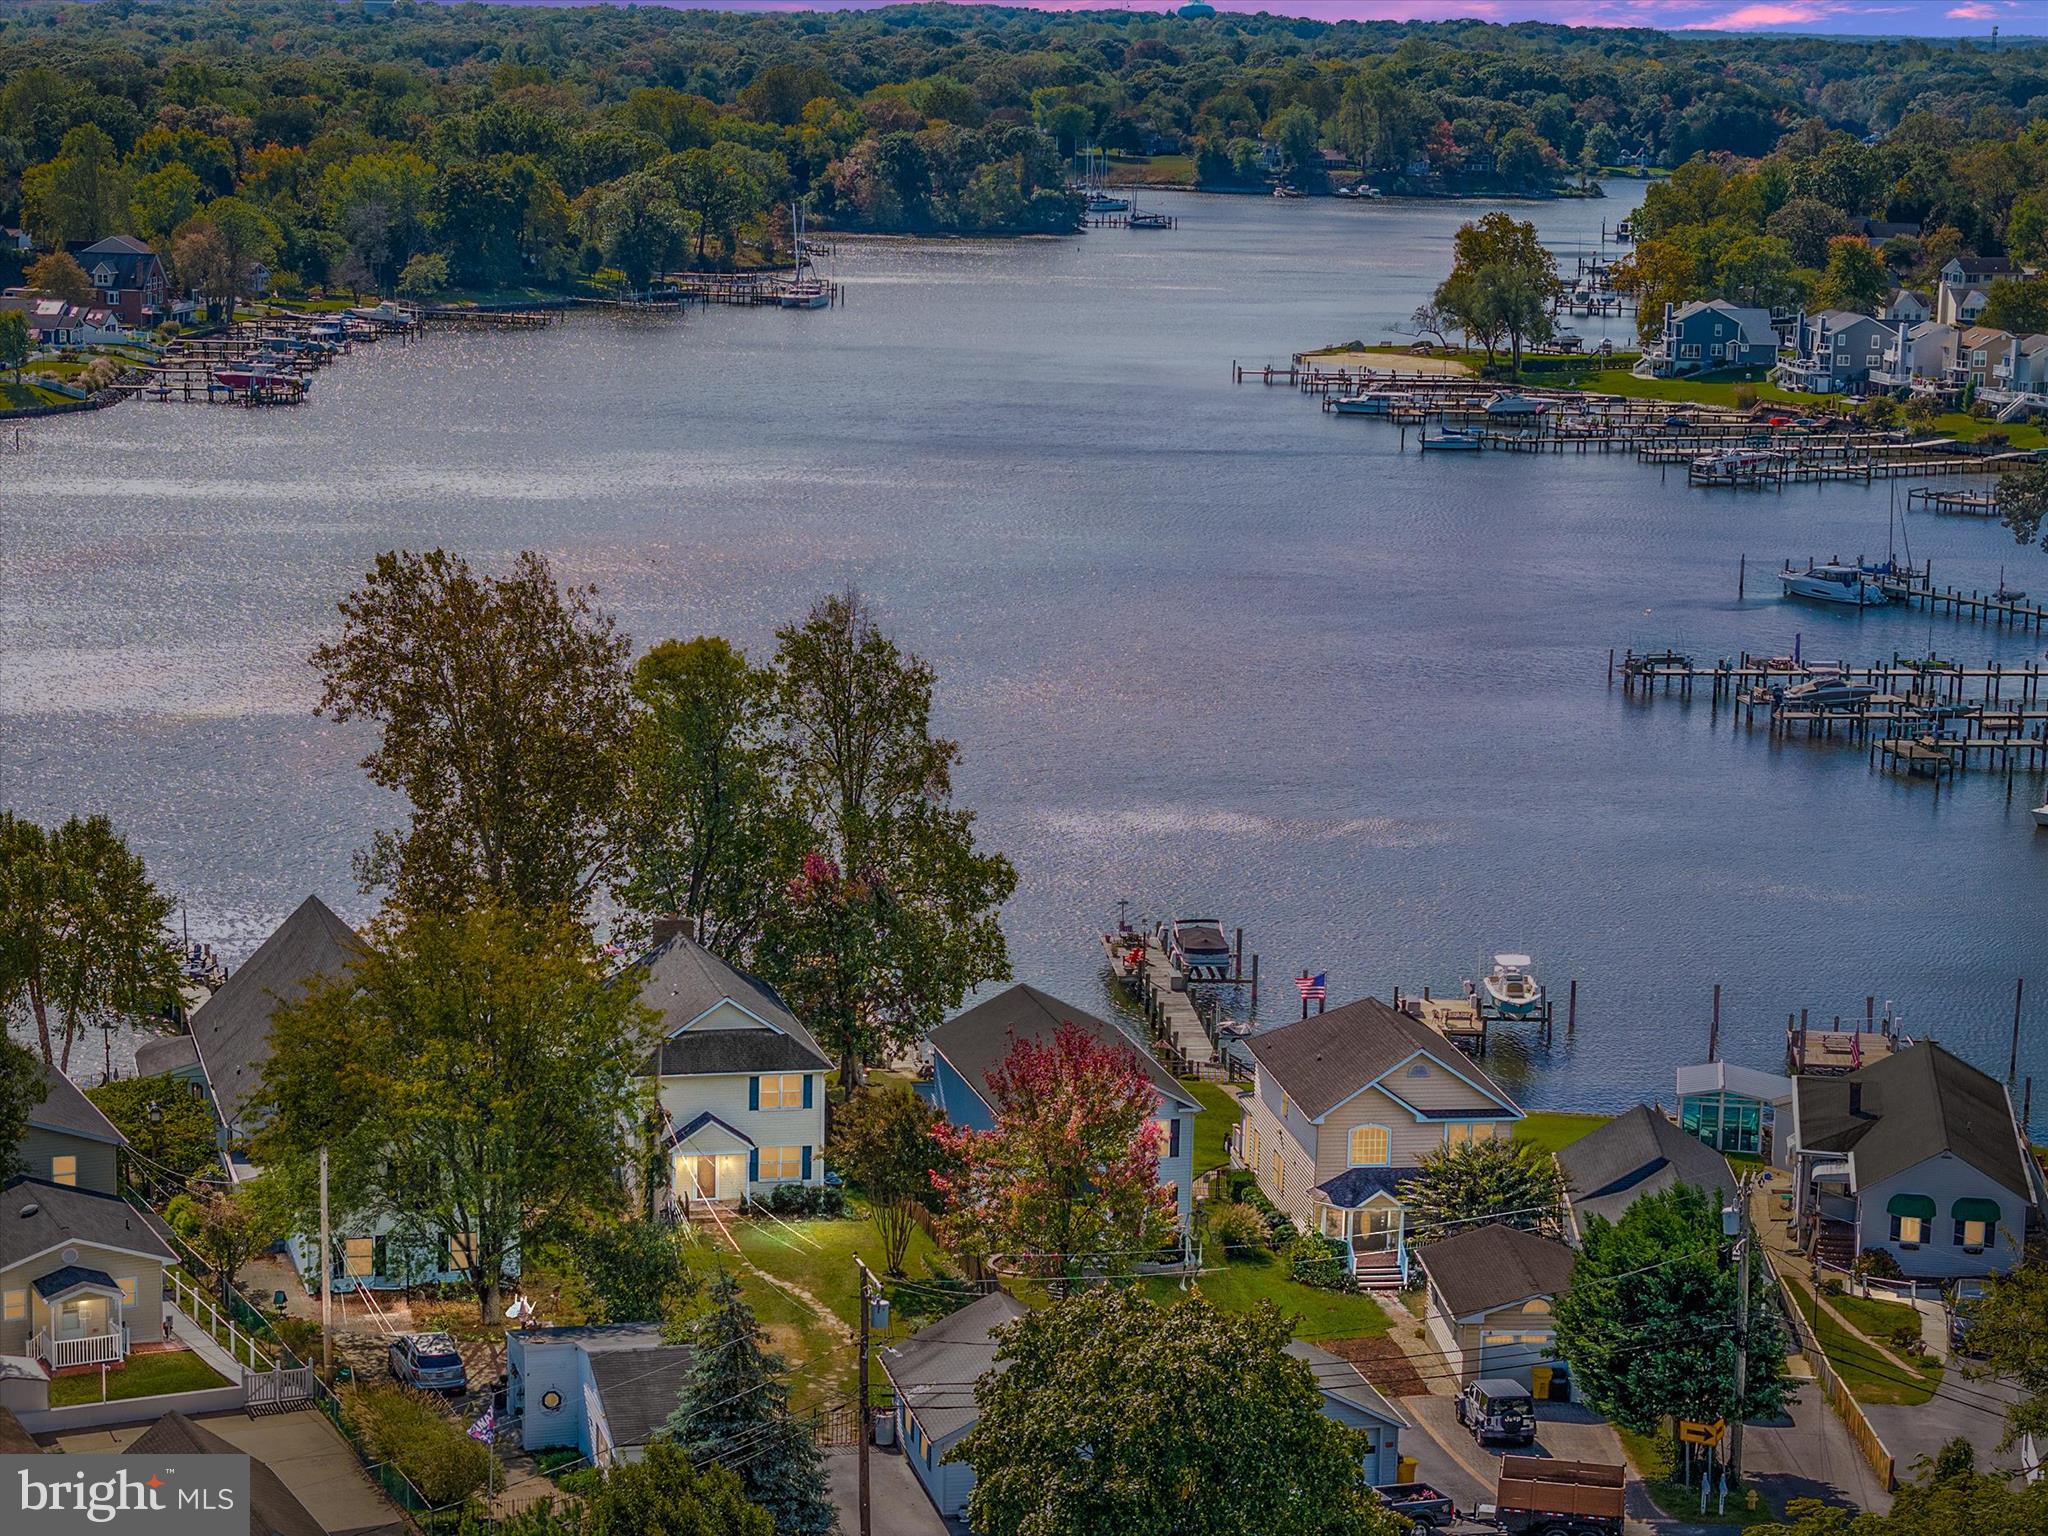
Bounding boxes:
6 182 2047 1126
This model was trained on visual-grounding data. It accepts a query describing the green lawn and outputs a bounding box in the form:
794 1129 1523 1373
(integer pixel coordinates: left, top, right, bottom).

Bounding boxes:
1140 1252 1392 1343
1179 1078 1245 1175
1108 153 1195 186
1616 1424 1779 1529
1514 1112 1610 1155
0 379 69 411
1828 1287 1927 1350
1783 1276 1943 1406
47 1349 229 1407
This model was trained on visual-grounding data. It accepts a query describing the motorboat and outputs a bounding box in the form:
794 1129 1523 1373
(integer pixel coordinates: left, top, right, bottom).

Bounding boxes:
1167 917 1232 978
1485 394 1548 419
1482 955 1544 1018
1333 391 1395 416
2034 804 2048 828
1420 430 1481 451
1780 563 1889 608
211 360 292 389
1781 676 1879 707
1272 184 1305 199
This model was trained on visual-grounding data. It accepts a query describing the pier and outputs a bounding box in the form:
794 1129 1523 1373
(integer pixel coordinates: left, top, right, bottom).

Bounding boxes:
1907 486 2003 517
1100 917 1261 1075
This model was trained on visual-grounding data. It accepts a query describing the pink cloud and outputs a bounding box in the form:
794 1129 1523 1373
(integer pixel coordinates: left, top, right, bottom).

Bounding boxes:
1679 3 1831 27
1946 3 1996 16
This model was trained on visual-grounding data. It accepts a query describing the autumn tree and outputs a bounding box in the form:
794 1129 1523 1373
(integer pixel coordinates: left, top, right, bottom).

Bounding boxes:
1398 1135 1564 1241
934 1022 1174 1283
174 198 277 321
253 904 660 1321
958 1290 1403 1536
311 550 634 915
828 1083 958 1274
24 250 93 305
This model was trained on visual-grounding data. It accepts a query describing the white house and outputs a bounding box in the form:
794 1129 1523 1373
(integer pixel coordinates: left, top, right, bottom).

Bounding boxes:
505 1323 694 1468
1935 256 2014 327
627 924 831 1208
1883 289 1931 325
1868 320 1958 394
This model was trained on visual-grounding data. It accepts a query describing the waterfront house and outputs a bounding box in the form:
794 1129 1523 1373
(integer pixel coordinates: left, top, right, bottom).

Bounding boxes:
1953 326 2014 393
0 294 84 347
506 1323 694 1469
1869 320 1958 395
1883 289 1931 325
1287 1340 1409 1483
74 236 167 327
927 984 1199 1228
1935 256 2014 327
883 1288 1029 1522
625 922 830 1208
1236 998 1523 1287
2 1063 177 1372
1556 1105 1737 1244
1415 1223 1576 1398
1776 309 1892 395
1673 1062 1793 1159
1635 300 1779 378
1981 331 2048 413
1786 1043 2042 1278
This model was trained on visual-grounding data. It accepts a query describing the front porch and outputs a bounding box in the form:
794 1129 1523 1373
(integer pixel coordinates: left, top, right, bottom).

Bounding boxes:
1312 1176 1409 1290
662 1111 754 1210
29 1268 132 1372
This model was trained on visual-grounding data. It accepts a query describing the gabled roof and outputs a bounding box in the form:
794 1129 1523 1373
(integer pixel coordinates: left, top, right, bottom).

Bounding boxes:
928 985 1196 1114
1416 1223 1576 1319
32 1264 119 1300
627 934 829 1077
190 895 364 1131
1794 1043 2031 1198
80 235 152 256
127 1411 325 1536
0 1176 176 1271
1672 299 1774 341
1242 998 1517 1123
27 1061 126 1148
1555 1105 1736 1234
663 1111 753 1151
133 1035 199 1078
1287 1340 1409 1429
879 1289 1030 1445
588 1344 695 1451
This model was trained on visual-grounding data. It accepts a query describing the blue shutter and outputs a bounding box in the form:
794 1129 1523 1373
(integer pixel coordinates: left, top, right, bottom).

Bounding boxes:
1169 1116 1181 1159
802 1074 814 1109
748 1149 759 1183
802 1145 813 1180
748 1076 759 1111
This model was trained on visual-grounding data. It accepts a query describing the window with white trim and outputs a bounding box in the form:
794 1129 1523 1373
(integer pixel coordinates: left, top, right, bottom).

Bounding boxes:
758 1145 803 1181
759 1074 804 1110
1 1290 23 1322
1349 1126 1390 1167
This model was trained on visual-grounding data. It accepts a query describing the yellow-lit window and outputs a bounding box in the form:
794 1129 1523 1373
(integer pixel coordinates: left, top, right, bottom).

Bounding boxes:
1518 1334 1549 1345
1958 1220 1988 1251
1524 1297 1552 1315
1 1290 23 1322
344 1237 376 1277
1271 1151 1284 1198
50 1155 77 1187
448 1233 478 1271
118 1276 138 1306
1280 1090 1292 1121
759 1074 805 1110
1349 1126 1390 1167
1894 1216 1925 1247
1446 1122 1500 1150
758 1146 803 1181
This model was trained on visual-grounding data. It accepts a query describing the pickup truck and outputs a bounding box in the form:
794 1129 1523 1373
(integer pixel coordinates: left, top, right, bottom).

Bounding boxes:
1478 1455 1625 1536
1373 1482 1457 1528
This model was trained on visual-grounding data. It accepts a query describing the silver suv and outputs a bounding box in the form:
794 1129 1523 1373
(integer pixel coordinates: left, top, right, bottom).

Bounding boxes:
389 1332 468 1393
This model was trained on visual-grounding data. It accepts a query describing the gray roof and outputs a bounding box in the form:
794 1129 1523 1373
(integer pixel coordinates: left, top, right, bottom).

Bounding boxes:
133 1034 199 1078
929 985 1195 1113
1286 1340 1409 1429
627 935 830 1077
1416 1223 1576 1319
588 1343 695 1451
1556 1106 1736 1234
1243 998 1515 1122
0 1176 177 1270
1795 1043 2031 1198
127 1411 326 1536
191 895 363 1132
27 1061 125 1148
33 1264 119 1300
880 1289 1030 1444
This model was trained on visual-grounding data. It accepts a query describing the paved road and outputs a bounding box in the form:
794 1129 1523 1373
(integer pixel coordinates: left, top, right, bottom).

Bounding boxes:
825 1444 954 1536
1744 1378 1894 1517
1863 1367 2023 1480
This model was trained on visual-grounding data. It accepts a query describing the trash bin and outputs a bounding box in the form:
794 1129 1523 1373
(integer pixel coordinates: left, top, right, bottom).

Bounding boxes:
1397 1455 1418 1484
873 1409 896 1448
1531 1365 1553 1401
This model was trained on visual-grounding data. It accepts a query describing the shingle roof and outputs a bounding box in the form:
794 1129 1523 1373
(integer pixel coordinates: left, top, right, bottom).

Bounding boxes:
0 1404 40 1454
133 1035 199 1078
663 1112 753 1151
190 895 364 1132
1416 1224 1576 1318
0 1176 176 1270
928 985 1195 1113
626 935 830 1077
1313 1166 1410 1208
1556 1106 1736 1234
32 1264 119 1300
1795 1043 2031 1197
1286 1340 1409 1429
27 1061 125 1148
1243 998 1515 1122
127 1411 326 1536
588 1344 695 1450
880 1290 1030 1444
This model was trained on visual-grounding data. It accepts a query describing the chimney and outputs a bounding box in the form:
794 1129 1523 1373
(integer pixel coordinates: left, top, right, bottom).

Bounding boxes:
1848 1081 1863 1118
651 915 695 948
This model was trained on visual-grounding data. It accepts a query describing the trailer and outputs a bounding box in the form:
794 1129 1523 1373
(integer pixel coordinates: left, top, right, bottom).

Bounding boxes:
1374 1481 1457 1528
1479 1455 1625 1536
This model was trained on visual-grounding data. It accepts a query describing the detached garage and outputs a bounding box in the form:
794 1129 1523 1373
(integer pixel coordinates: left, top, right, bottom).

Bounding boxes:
1415 1223 1577 1401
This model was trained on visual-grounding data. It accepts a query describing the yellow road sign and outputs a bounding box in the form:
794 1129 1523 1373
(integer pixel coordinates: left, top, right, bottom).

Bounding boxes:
1678 1418 1727 1446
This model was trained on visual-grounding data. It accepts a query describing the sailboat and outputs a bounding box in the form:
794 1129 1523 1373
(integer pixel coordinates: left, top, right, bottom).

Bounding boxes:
1997 566 2027 604
778 203 830 310
1077 148 1129 214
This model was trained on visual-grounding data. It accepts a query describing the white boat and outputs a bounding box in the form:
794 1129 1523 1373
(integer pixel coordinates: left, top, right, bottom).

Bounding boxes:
778 203 831 308
1482 954 1544 1018
2034 804 2048 828
1780 563 1889 608
1420 429 1481 451
1167 917 1232 977
1485 394 1548 419
1333 391 1395 416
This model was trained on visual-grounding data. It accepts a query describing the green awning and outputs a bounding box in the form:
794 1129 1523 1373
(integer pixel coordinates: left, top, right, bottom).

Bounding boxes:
1885 1193 1936 1219
1951 1197 2001 1224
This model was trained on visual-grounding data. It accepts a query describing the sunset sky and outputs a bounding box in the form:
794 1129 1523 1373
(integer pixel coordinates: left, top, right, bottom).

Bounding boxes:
517 0 2041 38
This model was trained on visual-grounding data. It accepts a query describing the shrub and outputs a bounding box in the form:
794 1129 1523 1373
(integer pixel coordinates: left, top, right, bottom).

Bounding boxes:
886 1263 977 1326
1233 1181 1297 1246
762 1182 845 1218
1204 1200 1269 1256
1854 1247 1904 1280
564 1217 699 1324
1282 1233 1356 1292
1732 383 1759 410
1903 394 1943 425
1887 1322 1925 1355
341 1385 490 1507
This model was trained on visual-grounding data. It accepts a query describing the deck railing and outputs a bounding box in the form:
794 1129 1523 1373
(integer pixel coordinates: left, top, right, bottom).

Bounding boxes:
34 1326 127 1369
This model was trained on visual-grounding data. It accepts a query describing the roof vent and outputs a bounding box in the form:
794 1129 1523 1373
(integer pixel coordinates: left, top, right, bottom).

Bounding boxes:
18 1201 38 1219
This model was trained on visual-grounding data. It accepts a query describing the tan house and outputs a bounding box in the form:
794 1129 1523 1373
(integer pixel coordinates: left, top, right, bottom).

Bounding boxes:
1236 998 1522 1287
1415 1222 1577 1398
3 1063 177 1370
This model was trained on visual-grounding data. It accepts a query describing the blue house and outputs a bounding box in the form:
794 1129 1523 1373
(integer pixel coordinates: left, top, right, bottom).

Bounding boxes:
926 985 1199 1228
1637 300 1779 378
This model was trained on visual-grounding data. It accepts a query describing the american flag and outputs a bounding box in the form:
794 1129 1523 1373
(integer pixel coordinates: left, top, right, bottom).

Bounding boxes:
1296 972 1326 1002
467 1406 495 1444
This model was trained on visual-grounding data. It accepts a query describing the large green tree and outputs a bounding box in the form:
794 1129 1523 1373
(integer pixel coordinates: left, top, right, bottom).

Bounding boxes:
0 309 29 384
957 1290 1403 1536
1398 1135 1564 1242
1953 1263 2048 1449
1814 235 1888 314
311 550 634 915
86 1076 222 1194
0 1037 48 1186
252 904 659 1321
2000 462 2048 553
827 1082 957 1275
1759 1441 2048 1535
1434 212 1557 371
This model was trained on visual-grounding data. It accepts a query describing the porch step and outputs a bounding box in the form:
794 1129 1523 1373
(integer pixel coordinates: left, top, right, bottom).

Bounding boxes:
1812 1223 1857 1269
1353 1254 1404 1291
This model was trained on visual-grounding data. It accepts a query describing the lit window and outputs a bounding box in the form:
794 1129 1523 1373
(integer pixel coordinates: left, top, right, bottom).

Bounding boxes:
758 1074 805 1110
758 1146 803 1181
1349 1126 1390 1167
1893 1216 1925 1246
1 1291 23 1322
118 1276 138 1306
1524 1297 1552 1315
1518 1334 1549 1345
344 1237 377 1277
51 1155 77 1187
447 1233 478 1271
1957 1220 1987 1250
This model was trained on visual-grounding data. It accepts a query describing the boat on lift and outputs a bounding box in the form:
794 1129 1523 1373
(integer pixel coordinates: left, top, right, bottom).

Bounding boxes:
1166 917 1233 978
1420 429 1482 451
1482 955 1545 1018
1333 391 1396 416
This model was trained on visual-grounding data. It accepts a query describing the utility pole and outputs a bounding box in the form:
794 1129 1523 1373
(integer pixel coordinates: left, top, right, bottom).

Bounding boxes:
319 1146 332 1379
855 1256 874 1536
1728 1175 1751 1483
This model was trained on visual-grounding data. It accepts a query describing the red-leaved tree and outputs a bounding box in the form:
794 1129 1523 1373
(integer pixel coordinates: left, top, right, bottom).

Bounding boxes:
932 1022 1175 1286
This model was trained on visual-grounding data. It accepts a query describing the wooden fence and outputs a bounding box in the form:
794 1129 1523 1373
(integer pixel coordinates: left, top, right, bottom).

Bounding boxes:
1772 1268 1896 1492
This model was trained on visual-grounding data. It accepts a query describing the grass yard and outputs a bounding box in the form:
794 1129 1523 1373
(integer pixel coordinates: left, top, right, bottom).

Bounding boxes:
1107 153 1195 186
1178 1078 1245 1174
1140 1252 1393 1344
1782 1276 1943 1406
1828 1287 1929 1351
0 379 69 411
1616 1424 1780 1529
47 1348 229 1407
1514 1112 1610 1155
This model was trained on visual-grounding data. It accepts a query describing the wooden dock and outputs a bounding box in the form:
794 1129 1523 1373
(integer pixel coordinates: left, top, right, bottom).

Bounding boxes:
1397 990 1487 1052
1908 485 2002 517
1788 1020 1906 1076
1103 930 1214 1068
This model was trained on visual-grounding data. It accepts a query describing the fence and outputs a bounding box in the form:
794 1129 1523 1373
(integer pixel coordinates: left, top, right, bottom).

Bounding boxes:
1772 1268 1896 1492
245 1363 315 1414
167 1267 277 1373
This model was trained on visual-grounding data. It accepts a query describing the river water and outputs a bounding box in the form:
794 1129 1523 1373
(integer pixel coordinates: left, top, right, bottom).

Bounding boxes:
5 181 2047 1125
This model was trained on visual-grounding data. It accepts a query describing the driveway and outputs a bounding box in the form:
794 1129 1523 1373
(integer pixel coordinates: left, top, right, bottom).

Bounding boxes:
1744 1379 1893 1517
825 1444 953 1536
1863 1369 2024 1480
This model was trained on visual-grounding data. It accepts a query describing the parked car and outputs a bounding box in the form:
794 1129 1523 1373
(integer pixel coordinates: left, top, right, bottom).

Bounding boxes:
1946 1279 1987 1355
1457 1378 1536 1447
389 1331 468 1393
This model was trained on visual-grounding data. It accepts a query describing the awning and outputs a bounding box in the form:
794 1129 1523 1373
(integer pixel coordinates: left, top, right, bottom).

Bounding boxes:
32 1266 121 1303
1885 1193 1936 1220
1950 1197 2001 1224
